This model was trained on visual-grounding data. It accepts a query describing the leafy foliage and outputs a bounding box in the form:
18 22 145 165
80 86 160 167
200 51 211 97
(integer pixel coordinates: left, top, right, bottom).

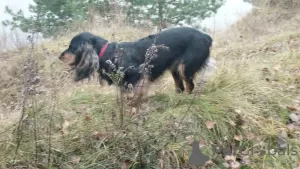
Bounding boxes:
2 0 110 37
126 0 225 29
3 0 224 37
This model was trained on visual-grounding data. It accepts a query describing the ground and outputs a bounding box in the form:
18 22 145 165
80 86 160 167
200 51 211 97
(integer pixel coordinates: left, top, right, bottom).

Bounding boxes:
0 6 300 169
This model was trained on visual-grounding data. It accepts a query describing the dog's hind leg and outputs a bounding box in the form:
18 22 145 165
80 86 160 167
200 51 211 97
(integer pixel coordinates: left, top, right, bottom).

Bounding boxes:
184 77 195 94
178 64 195 94
178 44 211 94
171 70 185 93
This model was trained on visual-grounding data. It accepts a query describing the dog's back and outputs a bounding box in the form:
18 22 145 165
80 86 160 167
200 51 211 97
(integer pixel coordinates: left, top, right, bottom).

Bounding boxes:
105 27 213 94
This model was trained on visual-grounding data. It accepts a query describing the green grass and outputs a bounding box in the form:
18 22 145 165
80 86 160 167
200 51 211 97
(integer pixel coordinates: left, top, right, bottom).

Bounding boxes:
2 53 298 168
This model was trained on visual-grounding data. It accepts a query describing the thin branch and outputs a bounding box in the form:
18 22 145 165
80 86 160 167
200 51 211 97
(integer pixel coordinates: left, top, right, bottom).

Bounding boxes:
47 58 59 168
13 32 36 162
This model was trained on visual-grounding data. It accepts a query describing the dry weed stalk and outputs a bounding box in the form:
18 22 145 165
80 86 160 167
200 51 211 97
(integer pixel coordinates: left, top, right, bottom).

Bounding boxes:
14 33 40 167
104 45 127 128
47 57 60 168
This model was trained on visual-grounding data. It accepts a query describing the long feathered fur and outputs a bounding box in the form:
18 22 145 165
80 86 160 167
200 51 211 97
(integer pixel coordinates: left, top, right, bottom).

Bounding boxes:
74 43 99 81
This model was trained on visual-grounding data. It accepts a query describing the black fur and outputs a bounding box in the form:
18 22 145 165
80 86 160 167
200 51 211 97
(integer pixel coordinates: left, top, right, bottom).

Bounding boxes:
60 27 213 93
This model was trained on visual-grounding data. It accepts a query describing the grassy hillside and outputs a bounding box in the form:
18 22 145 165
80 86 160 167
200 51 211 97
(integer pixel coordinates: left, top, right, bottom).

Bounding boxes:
0 7 300 169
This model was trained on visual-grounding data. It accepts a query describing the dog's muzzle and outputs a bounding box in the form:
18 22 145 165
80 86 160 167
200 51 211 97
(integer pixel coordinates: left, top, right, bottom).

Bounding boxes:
59 51 75 65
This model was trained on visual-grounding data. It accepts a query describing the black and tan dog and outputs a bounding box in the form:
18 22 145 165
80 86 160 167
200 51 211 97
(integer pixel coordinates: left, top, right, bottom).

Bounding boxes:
59 27 213 102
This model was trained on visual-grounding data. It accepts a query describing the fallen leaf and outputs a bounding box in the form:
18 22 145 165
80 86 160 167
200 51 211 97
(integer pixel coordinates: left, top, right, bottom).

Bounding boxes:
224 155 235 162
277 130 287 149
84 114 92 121
289 85 296 89
235 114 244 127
246 133 255 140
157 159 163 169
273 64 281 71
224 136 228 141
231 161 241 169
290 113 299 122
205 160 213 166
186 135 194 145
205 121 216 129
91 131 107 140
287 123 295 131
234 135 243 141
272 115 281 121
297 160 300 167
131 107 137 115
229 120 236 126
234 109 241 114
199 138 206 148
262 67 270 72
181 152 189 163
72 135 80 141
70 156 81 164
239 155 251 165
287 106 297 112
223 162 230 168
121 160 131 169
61 120 70 135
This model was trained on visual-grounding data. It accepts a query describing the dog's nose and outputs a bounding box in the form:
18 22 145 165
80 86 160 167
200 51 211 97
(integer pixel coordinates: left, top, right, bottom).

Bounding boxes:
59 52 64 60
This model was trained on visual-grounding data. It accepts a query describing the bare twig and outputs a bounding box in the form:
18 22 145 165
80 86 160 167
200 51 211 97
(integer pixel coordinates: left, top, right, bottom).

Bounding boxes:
47 61 59 168
117 87 124 128
33 33 40 168
14 33 37 162
32 99 38 167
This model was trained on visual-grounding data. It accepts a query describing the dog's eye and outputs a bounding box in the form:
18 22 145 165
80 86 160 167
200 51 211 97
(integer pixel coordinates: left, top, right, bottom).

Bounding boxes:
69 46 76 52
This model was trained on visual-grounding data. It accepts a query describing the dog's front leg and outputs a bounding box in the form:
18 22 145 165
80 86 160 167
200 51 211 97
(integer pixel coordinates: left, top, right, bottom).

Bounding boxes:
128 76 150 107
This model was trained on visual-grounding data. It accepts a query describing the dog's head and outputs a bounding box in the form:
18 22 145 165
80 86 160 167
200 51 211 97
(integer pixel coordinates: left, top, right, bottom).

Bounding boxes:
59 32 107 81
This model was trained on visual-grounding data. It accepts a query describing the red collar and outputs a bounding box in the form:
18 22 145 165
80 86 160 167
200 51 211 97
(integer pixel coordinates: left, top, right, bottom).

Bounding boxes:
98 42 108 58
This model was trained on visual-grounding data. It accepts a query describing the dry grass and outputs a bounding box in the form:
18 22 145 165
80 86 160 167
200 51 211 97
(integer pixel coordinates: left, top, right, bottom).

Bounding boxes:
0 7 300 169
215 6 300 46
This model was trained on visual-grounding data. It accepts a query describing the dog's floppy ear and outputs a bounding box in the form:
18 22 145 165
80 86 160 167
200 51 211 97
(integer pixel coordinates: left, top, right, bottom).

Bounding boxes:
148 34 156 39
74 43 99 81
90 35 108 49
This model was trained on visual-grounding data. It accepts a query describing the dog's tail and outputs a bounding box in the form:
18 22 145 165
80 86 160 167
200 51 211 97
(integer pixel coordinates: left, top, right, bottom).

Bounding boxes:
203 32 213 54
178 32 213 80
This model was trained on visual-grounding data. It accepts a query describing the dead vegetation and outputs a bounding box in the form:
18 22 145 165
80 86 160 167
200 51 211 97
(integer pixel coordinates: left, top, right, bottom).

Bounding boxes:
0 3 300 168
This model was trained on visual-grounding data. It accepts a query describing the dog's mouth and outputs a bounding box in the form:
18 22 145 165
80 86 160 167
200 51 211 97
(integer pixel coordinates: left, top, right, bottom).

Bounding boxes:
59 52 75 66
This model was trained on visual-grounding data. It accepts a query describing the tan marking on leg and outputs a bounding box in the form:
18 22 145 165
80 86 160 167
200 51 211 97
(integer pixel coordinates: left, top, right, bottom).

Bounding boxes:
172 73 183 93
184 81 192 94
174 78 182 90
184 77 195 94
99 78 104 86
178 63 185 80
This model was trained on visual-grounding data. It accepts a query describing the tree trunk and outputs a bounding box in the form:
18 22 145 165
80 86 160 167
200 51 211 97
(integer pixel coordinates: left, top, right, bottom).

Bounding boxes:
88 6 96 28
157 0 164 32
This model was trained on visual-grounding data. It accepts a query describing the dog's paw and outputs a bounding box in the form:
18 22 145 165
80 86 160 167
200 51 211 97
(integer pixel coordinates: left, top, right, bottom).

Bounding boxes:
175 88 184 93
127 99 140 107
127 95 144 107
